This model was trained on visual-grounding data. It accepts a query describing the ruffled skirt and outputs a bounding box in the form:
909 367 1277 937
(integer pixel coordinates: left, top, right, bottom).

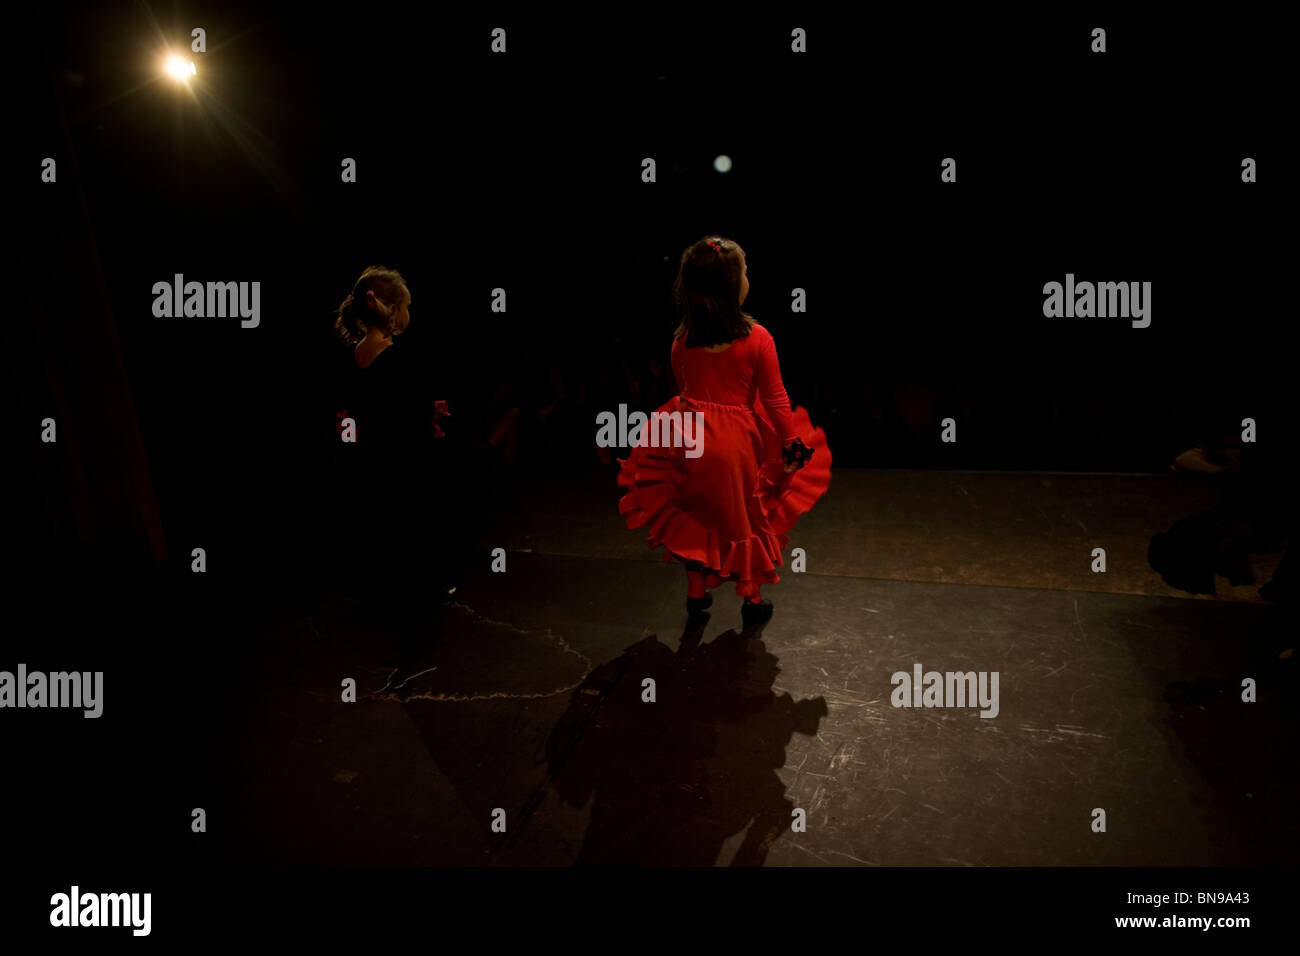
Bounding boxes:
616 395 832 597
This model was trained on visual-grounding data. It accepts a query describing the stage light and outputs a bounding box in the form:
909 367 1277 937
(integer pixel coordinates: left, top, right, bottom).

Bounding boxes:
713 154 733 174
165 55 196 80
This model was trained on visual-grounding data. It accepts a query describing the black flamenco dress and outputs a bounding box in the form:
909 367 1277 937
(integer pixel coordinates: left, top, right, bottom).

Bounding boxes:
333 341 453 623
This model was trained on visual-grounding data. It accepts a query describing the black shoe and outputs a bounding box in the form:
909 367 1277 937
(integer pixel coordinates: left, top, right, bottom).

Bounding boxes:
687 593 713 618
741 598 773 628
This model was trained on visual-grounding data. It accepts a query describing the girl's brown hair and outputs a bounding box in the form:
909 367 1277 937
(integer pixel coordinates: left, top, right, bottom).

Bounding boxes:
671 236 754 348
333 265 407 347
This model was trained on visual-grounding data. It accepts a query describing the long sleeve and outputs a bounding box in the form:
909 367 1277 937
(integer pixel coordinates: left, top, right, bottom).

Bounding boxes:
754 328 798 443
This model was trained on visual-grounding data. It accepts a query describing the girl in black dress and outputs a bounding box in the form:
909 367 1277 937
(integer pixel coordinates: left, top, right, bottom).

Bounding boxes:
332 265 453 690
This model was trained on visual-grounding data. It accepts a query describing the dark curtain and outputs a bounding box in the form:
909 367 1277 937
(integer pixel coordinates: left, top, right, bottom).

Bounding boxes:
19 72 166 578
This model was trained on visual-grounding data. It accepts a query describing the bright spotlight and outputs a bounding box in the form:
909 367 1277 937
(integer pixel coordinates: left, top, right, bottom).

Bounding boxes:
166 55 196 80
713 154 733 174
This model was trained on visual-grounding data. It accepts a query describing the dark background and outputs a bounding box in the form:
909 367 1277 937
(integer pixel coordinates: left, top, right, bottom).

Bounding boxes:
8 2 1290 881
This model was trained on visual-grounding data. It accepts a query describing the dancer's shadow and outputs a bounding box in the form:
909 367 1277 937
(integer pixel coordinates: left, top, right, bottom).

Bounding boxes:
542 612 828 865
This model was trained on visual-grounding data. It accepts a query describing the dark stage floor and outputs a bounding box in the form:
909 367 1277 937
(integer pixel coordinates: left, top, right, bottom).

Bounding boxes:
221 467 1296 866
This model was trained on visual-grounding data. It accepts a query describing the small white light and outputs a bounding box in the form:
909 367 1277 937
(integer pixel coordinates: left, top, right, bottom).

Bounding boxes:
713 154 733 174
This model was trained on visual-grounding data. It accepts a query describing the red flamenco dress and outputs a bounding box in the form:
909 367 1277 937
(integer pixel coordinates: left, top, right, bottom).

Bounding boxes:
617 322 831 598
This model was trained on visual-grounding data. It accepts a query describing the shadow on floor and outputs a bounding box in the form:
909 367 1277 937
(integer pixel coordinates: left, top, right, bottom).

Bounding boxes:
539 612 827 865
390 606 830 865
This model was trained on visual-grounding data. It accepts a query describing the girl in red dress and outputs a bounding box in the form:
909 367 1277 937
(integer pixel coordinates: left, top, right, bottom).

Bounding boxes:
617 236 832 628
